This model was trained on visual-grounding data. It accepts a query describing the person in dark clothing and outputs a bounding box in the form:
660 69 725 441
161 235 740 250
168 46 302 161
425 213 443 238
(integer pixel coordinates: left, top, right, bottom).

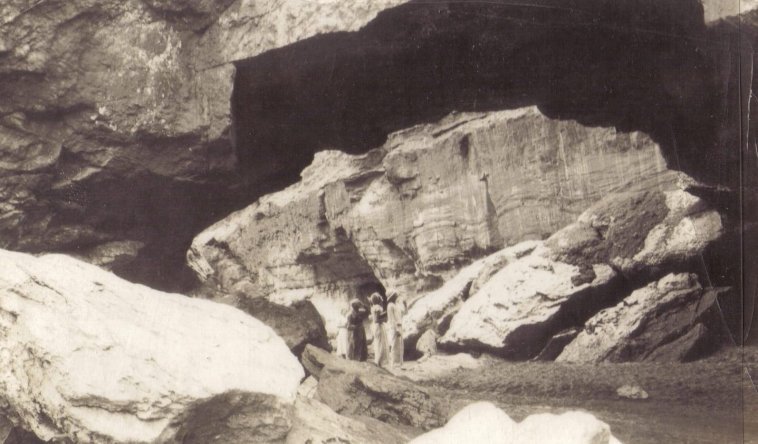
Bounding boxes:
346 299 369 361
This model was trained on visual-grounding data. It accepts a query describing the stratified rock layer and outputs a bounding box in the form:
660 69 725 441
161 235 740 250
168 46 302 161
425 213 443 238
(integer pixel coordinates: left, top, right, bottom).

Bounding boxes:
189 108 666 335
0 249 304 443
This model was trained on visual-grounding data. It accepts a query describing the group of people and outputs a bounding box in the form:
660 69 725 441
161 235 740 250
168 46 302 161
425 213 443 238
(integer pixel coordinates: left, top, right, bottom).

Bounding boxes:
335 291 405 368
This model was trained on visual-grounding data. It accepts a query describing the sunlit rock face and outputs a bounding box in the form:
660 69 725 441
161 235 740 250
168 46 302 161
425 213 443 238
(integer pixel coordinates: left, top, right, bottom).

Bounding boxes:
189 107 667 335
0 249 303 443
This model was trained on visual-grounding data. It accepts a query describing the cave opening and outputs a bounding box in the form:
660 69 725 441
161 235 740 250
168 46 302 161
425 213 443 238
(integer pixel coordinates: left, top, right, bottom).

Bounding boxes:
229 0 751 341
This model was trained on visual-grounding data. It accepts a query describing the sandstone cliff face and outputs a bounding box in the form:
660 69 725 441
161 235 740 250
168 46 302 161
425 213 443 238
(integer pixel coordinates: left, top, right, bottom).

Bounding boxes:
189 107 667 334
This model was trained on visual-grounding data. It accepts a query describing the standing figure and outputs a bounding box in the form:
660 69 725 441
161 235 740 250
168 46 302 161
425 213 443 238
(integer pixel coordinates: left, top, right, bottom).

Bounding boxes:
335 306 350 358
347 299 368 361
387 292 405 368
370 293 389 367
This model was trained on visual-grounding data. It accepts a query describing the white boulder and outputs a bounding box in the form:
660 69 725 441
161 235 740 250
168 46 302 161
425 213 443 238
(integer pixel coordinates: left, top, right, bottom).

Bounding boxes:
0 249 304 443
440 249 618 358
410 402 622 444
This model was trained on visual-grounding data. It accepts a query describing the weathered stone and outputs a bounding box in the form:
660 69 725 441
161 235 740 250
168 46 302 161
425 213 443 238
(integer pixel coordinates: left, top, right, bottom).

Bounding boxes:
237 297 330 357
410 402 622 444
409 402 515 444
190 108 665 336
302 345 448 430
557 273 725 363
416 329 439 357
440 249 621 359
402 241 541 354
286 396 414 444
545 173 723 281
157 391 293 444
0 249 304 443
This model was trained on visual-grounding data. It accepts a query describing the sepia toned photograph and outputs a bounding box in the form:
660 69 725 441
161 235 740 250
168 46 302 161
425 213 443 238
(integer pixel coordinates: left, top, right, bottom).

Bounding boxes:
0 0 756 442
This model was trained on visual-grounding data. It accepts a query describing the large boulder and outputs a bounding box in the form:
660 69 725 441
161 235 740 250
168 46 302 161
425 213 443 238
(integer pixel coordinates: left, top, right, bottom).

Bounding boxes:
286 396 414 444
557 273 726 363
439 170 725 360
0 249 304 443
545 173 723 281
237 297 330 357
302 345 448 430
189 108 666 336
410 402 621 444
439 248 621 359
402 240 540 352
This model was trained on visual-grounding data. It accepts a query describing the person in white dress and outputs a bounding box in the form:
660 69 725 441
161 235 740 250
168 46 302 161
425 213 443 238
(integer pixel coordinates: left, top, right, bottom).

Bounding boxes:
369 293 389 367
335 305 350 358
387 292 405 368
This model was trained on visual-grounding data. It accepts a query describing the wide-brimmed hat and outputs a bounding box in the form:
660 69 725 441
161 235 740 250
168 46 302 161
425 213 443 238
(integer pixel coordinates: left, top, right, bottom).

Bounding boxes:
369 293 383 305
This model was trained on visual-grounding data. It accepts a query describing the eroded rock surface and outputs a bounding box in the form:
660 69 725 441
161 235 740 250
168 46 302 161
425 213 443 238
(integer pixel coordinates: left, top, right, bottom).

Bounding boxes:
439 247 621 359
436 171 723 359
286 396 414 444
302 345 448 430
557 273 726 363
0 249 304 443
189 108 666 335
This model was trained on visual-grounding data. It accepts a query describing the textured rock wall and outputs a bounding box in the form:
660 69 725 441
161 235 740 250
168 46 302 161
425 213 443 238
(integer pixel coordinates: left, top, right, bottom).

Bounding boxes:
189 107 667 334
0 0 409 290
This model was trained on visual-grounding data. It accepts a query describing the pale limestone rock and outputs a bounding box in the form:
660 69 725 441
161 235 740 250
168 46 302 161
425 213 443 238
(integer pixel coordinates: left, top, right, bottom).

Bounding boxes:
513 411 621 444
402 240 541 348
557 273 722 363
440 249 618 358
410 403 622 444
0 249 304 443
409 402 515 444
286 396 412 444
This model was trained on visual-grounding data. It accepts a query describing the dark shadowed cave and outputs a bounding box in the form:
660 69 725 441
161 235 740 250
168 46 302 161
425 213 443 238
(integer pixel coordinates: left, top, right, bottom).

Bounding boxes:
229 0 756 342
45 0 754 342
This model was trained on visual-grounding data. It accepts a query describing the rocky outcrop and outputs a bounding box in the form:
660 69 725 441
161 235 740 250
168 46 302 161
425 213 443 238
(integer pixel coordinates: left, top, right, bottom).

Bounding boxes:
557 273 726 363
545 173 724 281
439 246 621 359
410 402 622 444
189 108 666 336
435 170 724 360
0 249 304 443
302 345 448 430
286 397 414 444
402 241 540 353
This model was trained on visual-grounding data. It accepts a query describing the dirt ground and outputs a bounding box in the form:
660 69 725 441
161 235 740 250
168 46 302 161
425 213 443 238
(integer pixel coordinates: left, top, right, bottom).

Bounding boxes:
401 346 758 444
